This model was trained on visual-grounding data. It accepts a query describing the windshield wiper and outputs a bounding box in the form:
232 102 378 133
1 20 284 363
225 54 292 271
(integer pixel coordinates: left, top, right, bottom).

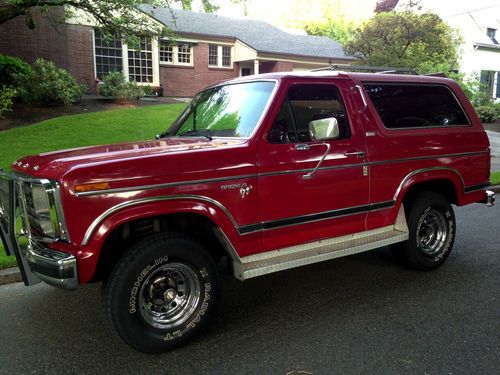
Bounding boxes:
177 129 213 141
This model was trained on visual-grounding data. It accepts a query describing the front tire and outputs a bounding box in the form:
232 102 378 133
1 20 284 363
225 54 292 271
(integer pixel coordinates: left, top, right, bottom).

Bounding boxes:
103 232 218 353
391 191 456 270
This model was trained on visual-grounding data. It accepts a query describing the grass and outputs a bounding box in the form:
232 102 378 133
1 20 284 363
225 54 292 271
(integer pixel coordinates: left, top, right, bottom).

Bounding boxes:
491 171 500 185
0 103 186 269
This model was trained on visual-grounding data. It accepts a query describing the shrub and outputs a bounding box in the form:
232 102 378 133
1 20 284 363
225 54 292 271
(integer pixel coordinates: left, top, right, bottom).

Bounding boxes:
0 54 31 87
17 59 85 106
0 86 16 118
493 102 500 119
99 71 144 102
475 106 497 123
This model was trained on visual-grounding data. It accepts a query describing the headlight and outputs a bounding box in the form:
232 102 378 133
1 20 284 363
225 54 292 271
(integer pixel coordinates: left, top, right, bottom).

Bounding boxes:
19 179 69 243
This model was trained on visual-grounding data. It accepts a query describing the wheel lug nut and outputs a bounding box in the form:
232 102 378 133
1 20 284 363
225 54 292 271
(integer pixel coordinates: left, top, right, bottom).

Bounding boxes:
164 288 176 302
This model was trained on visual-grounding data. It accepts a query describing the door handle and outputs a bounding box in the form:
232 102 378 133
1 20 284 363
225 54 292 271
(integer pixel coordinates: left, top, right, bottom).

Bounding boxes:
303 143 331 179
344 151 366 158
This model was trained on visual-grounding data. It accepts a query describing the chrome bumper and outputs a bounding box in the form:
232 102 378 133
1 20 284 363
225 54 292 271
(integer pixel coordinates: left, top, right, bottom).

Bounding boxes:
26 241 78 290
486 190 495 207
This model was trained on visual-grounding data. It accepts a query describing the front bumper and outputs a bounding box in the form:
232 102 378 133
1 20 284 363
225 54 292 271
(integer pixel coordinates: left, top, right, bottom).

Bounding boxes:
26 241 78 290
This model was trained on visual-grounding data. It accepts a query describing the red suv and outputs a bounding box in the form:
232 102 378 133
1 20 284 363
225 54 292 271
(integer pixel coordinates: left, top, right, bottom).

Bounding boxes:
0 71 495 352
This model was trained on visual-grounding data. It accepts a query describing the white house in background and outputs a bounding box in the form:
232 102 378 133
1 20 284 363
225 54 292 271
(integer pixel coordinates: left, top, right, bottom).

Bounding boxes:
397 0 500 101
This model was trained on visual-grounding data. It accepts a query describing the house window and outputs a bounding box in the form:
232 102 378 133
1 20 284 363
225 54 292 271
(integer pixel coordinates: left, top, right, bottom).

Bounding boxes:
159 43 174 63
487 28 498 44
128 36 153 83
208 45 232 68
94 30 123 80
480 70 495 98
159 41 193 66
177 43 192 64
222 46 231 67
495 72 500 98
209 45 218 66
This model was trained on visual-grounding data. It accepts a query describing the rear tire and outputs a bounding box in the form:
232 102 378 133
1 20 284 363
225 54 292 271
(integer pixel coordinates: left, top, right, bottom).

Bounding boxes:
103 232 218 353
390 191 455 271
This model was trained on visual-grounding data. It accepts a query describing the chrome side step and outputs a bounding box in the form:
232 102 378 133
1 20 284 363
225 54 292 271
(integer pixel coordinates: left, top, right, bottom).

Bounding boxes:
233 206 408 280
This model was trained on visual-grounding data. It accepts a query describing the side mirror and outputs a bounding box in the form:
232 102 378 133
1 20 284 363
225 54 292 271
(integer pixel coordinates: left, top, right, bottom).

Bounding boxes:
308 117 340 141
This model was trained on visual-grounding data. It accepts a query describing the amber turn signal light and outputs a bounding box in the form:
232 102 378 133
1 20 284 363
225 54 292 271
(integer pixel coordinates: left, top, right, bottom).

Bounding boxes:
74 182 110 193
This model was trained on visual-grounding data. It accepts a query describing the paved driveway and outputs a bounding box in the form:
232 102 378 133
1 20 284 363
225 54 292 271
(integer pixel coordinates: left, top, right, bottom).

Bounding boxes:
487 131 500 171
0 203 498 374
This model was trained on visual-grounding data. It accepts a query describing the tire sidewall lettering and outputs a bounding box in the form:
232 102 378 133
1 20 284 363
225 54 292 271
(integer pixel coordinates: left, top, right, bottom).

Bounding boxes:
169 282 212 339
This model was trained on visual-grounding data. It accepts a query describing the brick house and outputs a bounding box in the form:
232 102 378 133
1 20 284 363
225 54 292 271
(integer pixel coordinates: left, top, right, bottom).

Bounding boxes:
0 5 353 97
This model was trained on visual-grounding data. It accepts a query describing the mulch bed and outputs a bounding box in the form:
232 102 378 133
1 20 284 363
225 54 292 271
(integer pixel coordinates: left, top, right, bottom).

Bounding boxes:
483 121 500 133
0 95 186 131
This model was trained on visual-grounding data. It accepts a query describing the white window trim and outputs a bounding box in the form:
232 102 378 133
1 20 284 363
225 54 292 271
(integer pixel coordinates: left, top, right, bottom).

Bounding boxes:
123 41 157 85
93 30 159 86
159 41 194 67
208 45 233 69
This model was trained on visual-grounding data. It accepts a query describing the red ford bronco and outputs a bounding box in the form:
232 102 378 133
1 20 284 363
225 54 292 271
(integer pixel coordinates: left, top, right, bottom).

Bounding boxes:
0 71 495 353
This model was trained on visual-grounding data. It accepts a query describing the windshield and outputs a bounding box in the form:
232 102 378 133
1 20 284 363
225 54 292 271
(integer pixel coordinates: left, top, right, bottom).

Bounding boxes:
169 81 276 138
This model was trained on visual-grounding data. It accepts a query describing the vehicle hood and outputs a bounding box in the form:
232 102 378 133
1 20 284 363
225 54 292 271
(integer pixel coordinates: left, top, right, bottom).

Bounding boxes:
12 138 246 179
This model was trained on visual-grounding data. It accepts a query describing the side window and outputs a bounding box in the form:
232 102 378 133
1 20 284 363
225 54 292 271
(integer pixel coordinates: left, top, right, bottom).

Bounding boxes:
268 84 351 143
363 83 470 129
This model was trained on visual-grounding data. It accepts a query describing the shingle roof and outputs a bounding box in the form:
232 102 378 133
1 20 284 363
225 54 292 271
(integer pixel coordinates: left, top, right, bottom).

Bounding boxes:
139 5 351 60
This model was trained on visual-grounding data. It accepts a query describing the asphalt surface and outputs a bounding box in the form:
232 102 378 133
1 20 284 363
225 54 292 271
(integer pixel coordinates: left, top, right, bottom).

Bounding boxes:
0 204 498 374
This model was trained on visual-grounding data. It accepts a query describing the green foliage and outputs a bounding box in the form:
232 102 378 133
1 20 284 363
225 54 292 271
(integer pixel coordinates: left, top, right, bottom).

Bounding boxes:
0 54 31 87
142 85 153 95
305 19 355 45
493 103 500 118
345 10 459 71
0 86 16 118
99 71 144 102
475 106 497 123
303 0 362 44
17 59 85 106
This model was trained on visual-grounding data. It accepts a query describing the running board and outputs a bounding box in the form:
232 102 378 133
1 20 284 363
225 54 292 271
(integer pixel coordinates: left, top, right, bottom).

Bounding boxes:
233 206 408 280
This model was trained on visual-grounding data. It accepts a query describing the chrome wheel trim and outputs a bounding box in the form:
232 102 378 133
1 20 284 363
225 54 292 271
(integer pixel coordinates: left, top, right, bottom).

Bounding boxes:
138 262 201 330
416 209 449 257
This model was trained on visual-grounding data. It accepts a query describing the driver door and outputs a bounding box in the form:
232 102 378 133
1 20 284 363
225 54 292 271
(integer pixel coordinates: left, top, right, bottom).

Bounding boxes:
257 80 369 251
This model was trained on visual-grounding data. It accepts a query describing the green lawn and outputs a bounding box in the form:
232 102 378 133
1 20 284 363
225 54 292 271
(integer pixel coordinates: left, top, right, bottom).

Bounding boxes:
491 171 500 185
0 103 186 269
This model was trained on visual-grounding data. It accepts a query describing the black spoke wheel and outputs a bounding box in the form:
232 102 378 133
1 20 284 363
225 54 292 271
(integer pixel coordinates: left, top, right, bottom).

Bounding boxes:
103 232 218 353
391 191 455 270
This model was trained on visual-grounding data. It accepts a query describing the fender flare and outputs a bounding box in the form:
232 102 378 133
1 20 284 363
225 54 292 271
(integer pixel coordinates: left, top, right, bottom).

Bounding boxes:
393 167 465 206
82 195 241 248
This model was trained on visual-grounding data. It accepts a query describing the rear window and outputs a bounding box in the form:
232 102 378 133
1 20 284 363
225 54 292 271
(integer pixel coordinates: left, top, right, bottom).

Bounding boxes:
363 83 470 129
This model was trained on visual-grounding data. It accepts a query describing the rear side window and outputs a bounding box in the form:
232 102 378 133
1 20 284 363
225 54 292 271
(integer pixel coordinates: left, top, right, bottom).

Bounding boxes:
363 83 470 129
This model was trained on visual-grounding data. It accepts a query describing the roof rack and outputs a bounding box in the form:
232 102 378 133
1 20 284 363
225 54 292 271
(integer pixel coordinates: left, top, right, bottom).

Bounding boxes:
312 64 418 75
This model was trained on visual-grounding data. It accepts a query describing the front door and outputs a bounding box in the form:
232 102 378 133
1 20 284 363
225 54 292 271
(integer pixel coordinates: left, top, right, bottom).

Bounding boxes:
257 80 369 251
